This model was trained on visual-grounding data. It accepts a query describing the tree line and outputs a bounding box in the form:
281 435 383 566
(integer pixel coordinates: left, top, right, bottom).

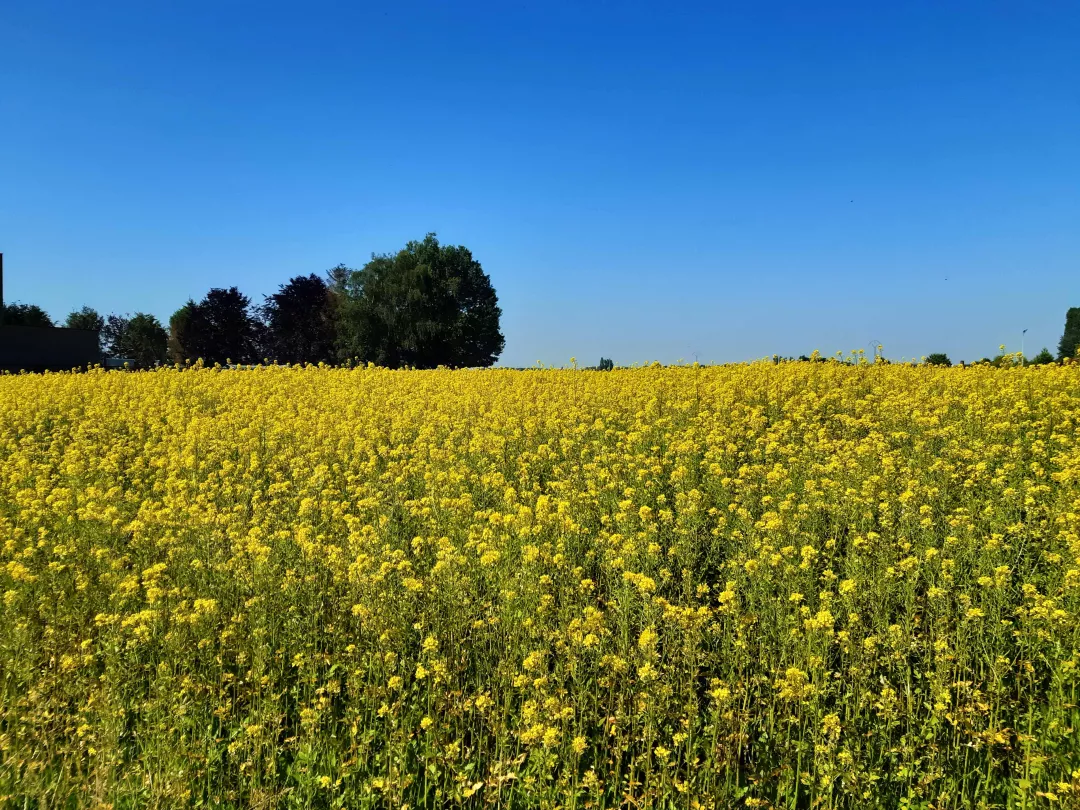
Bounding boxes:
926 309 1080 367
1 235 505 369
7 241 1079 370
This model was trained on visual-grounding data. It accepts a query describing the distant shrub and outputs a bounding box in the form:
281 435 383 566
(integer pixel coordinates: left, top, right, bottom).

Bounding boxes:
1030 348 1056 366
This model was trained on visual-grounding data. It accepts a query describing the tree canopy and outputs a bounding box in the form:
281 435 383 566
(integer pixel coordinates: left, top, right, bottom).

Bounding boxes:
65 306 104 334
169 288 262 365
261 274 337 364
1030 347 1055 365
1058 307 1080 360
168 302 196 364
2 303 53 328
103 313 168 368
337 234 504 368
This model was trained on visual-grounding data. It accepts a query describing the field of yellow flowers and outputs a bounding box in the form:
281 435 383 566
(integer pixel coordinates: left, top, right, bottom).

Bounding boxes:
2 362 1079 809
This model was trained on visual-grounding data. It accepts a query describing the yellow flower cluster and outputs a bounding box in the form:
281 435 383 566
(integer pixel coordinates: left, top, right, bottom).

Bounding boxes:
1 361 1079 808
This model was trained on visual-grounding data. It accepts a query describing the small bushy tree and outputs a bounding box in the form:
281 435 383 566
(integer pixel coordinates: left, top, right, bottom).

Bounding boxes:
925 353 952 367
1030 348 1055 365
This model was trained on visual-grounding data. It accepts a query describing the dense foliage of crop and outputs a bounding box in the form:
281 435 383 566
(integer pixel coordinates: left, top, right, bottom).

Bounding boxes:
2 363 1078 808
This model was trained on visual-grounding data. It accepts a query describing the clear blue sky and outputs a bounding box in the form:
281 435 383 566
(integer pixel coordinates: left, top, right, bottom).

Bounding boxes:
3 1 1077 365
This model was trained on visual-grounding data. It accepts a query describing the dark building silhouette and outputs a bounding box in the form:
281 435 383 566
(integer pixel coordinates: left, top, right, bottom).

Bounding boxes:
0 254 102 372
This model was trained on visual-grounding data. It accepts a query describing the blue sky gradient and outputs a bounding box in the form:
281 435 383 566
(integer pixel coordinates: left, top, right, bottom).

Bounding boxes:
2 1 1078 365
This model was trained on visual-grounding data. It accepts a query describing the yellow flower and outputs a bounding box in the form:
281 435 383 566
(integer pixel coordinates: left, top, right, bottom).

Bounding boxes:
522 651 545 672
542 726 560 748
821 713 841 738
2 361 1078 803
637 663 658 682
638 626 658 652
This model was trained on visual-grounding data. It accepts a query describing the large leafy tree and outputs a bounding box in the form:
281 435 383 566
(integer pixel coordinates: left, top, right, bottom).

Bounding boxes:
338 234 504 368
261 274 337 364
2 303 53 327
125 314 169 368
169 288 262 365
103 313 168 368
1058 307 1080 360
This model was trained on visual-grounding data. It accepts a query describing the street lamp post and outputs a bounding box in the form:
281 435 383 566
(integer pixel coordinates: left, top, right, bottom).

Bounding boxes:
1022 329 1028 364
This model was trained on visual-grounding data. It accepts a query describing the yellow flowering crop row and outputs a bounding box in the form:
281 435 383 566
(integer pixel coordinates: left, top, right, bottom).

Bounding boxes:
1 362 1079 808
